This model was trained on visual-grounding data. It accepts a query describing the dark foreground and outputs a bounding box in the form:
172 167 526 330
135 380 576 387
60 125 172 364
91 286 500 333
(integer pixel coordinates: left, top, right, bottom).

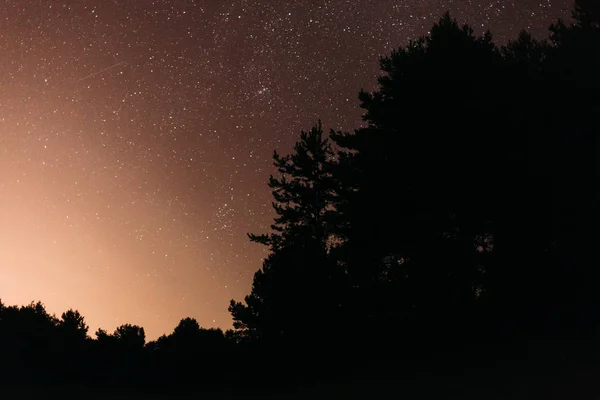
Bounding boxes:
4 338 600 399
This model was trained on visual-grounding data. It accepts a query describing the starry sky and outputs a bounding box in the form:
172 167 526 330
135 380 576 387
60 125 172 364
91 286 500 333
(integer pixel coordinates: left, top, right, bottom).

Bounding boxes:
0 0 571 339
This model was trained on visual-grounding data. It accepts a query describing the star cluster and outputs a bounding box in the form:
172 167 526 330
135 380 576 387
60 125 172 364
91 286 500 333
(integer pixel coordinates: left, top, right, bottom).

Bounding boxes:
0 0 571 338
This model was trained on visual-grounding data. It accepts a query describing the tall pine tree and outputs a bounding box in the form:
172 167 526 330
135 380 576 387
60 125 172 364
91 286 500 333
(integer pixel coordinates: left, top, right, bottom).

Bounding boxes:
229 122 342 344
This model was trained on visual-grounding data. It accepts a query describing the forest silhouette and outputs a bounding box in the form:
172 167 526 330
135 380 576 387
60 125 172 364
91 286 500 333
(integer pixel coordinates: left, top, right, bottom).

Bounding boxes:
1 1 599 397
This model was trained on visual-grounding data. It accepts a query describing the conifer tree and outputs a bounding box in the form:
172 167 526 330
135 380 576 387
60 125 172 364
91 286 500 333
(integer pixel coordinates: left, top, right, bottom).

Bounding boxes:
229 122 342 343
248 121 337 252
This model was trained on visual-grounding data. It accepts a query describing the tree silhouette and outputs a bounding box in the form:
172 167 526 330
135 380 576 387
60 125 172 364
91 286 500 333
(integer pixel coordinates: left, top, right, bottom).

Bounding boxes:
247 121 338 251
145 318 231 388
229 122 344 344
113 323 146 349
59 309 89 341
329 14 504 341
93 323 147 384
0 301 62 384
56 309 89 381
157 317 228 352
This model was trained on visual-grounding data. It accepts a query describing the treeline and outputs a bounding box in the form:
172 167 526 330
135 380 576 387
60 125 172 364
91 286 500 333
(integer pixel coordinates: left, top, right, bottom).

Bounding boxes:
0 301 236 390
1 0 599 393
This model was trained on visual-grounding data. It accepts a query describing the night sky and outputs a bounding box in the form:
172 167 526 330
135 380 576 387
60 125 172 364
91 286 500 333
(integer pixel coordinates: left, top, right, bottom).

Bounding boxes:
0 0 571 339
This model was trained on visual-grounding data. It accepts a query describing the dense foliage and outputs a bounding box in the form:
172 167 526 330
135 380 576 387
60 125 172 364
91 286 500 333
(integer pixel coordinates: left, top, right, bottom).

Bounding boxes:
231 2 600 346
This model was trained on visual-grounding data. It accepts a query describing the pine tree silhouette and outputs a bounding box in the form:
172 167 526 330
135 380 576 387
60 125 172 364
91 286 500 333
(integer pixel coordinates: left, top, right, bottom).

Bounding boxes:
229 122 343 345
